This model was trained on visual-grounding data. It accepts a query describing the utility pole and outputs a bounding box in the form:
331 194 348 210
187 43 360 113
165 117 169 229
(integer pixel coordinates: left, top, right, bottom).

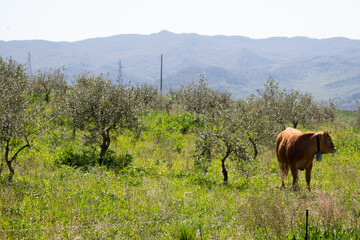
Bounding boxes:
27 51 32 79
117 59 122 85
160 54 163 93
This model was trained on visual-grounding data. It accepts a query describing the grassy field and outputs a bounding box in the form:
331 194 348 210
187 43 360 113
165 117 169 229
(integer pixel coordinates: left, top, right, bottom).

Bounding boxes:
0 110 359 239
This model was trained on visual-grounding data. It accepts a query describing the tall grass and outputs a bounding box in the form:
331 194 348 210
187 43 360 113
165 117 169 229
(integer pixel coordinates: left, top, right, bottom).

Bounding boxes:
0 111 359 239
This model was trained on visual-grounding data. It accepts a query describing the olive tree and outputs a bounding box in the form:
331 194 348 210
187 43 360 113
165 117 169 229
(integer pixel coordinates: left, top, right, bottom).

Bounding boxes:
169 74 231 120
195 105 251 185
256 77 286 128
0 58 42 181
236 96 280 159
31 67 67 103
258 77 335 129
133 83 160 109
62 73 142 164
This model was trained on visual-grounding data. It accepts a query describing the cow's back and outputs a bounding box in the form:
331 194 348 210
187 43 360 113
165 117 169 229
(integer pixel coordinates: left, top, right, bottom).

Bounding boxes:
276 128 302 164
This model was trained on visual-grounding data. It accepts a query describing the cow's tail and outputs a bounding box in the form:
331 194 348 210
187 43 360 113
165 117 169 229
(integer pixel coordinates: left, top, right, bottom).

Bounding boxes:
279 162 289 178
276 132 288 178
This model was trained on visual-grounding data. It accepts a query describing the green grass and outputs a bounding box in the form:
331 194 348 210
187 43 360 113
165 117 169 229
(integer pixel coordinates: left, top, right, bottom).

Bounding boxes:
335 109 358 126
0 111 359 239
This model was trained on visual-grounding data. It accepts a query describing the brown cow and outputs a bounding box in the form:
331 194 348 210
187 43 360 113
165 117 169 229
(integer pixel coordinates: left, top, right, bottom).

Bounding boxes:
276 127 337 191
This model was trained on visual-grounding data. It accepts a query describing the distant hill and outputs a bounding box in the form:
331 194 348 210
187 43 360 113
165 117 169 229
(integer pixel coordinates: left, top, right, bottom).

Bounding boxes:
1 30 360 109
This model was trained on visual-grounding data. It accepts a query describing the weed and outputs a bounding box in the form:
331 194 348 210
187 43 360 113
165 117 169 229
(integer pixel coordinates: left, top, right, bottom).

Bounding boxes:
176 223 197 240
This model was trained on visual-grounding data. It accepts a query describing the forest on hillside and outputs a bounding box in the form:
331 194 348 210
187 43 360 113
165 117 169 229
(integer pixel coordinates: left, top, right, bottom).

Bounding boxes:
1 57 360 239
2 31 360 109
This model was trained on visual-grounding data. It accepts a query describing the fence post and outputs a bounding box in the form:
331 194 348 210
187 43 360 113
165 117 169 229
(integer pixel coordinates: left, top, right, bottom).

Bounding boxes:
305 209 309 240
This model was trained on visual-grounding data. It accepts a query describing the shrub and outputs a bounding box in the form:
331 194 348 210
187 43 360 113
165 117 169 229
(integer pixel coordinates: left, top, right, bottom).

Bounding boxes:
56 145 98 171
56 145 132 172
102 150 133 172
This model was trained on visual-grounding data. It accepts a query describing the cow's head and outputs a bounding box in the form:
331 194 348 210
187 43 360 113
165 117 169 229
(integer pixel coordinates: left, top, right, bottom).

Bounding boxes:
320 130 337 153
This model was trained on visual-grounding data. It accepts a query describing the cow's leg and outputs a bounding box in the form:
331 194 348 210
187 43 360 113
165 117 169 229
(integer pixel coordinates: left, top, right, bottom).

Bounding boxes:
278 162 287 189
290 165 299 191
281 172 286 189
305 164 313 191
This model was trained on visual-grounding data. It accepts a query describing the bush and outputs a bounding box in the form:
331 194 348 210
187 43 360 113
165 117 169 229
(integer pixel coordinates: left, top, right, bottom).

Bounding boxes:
56 146 132 172
102 150 133 172
56 145 98 171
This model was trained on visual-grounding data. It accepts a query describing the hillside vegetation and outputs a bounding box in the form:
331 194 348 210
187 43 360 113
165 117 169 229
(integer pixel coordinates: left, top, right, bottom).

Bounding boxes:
1 58 360 239
1 31 360 109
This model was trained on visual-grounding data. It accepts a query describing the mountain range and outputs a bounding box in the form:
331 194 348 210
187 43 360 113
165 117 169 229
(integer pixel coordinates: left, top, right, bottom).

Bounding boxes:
1 30 360 109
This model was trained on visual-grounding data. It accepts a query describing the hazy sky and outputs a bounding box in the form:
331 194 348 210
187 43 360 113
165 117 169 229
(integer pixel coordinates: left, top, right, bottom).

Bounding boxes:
1 0 360 42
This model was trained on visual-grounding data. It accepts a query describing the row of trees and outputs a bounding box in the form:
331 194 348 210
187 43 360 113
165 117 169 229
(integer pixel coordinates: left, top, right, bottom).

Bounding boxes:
170 75 335 183
0 58 149 181
0 57 337 183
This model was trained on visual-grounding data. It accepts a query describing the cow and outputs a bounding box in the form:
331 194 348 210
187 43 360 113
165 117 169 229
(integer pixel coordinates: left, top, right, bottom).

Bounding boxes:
276 127 337 191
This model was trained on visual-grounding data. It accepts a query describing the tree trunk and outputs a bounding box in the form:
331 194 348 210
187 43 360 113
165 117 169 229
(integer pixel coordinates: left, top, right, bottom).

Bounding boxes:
44 93 50 103
99 129 111 165
4 139 31 182
221 147 231 185
72 115 77 140
248 135 258 159
5 139 14 182
72 124 76 140
165 100 173 114
6 160 15 182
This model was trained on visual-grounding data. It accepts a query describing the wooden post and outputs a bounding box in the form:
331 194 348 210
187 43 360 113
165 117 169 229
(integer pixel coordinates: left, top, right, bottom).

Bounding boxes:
305 209 309 240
